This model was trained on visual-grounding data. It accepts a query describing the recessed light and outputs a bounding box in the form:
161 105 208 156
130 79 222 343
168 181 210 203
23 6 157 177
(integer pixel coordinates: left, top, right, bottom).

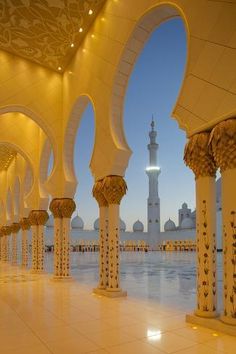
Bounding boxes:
58 66 62 71
101 17 105 21
82 48 86 53
88 9 93 15
79 27 83 33
70 43 74 48
91 34 95 38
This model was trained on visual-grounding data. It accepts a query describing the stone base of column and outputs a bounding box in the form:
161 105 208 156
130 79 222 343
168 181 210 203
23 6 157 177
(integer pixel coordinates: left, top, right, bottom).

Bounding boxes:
93 288 127 298
220 315 236 326
30 269 44 274
51 276 73 282
194 309 218 319
186 313 236 336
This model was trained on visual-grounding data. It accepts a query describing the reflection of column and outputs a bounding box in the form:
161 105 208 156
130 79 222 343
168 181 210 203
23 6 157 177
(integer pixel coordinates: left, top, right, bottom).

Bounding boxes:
210 119 236 326
1 226 11 262
50 198 76 279
184 132 217 318
0 230 4 261
102 175 127 296
19 218 31 268
11 223 20 266
93 180 109 290
29 210 49 273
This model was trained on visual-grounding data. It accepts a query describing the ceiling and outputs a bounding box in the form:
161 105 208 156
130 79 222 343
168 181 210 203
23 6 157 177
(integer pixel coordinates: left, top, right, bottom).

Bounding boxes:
0 0 106 72
0 145 16 171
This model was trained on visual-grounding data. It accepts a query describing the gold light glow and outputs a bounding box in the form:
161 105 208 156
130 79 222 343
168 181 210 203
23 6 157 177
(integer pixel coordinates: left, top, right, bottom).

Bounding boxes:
58 66 62 71
79 27 83 33
70 43 74 48
88 9 93 15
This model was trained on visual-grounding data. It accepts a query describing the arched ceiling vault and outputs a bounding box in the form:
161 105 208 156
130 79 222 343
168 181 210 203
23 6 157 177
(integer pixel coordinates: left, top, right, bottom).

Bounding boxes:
0 0 106 72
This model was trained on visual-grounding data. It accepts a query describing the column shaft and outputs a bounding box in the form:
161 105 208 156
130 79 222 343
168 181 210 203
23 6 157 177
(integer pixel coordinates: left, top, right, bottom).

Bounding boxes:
98 206 109 289
31 225 38 272
195 177 217 317
107 204 121 291
12 233 17 265
221 168 236 325
53 217 62 277
21 229 28 267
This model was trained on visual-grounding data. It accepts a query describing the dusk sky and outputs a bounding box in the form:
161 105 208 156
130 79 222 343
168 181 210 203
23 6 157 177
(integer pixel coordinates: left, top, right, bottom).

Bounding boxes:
73 18 195 231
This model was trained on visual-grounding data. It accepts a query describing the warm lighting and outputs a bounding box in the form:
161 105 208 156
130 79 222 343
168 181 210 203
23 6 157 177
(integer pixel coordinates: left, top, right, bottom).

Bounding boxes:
79 27 83 32
91 34 95 38
70 43 74 48
101 17 105 21
145 166 160 171
192 326 198 330
147 329 162 341
58 66 62 71
88 9 93 15
212 333 219 337
82 48 86 53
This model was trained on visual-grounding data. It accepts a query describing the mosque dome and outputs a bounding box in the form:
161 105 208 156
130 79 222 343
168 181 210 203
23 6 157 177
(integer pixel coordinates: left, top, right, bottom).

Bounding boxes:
71 215 84 229
182 202 188 209
94 218 99 230
93 218 126 231
181 217 194 229
164 218 176 231
133 220 144 232
46 214 54 228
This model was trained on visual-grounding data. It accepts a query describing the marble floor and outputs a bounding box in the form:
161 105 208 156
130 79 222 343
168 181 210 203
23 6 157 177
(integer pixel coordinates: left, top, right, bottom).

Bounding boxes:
0 252 235 354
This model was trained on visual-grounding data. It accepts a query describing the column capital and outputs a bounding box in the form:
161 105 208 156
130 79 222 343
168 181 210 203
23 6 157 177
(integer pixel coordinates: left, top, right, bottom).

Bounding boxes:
1 225 12 236
19 218 31 230
184 132 217 179
29 210 49 226
49 198 76 218
102 175 127 205
210 118 236 172
11 222 21 233
92 180 108 207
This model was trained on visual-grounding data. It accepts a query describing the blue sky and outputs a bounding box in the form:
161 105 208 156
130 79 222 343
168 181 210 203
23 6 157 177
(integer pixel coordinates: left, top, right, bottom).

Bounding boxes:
73 18 195 231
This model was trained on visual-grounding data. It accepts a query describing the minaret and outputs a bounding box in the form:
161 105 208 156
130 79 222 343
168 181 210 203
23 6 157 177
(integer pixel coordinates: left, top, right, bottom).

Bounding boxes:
146 118 161 240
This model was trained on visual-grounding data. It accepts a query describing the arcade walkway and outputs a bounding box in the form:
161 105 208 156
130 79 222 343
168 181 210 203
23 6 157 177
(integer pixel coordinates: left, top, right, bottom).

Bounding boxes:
0 263 235 354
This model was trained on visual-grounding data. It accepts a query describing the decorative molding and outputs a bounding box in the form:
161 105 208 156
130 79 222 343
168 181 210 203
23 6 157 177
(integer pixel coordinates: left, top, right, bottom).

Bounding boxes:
50 198 76 218
184 132 217 179
0 145 16 171
102 175 127 205
29 210 49 225
11 222 20 233
19 217 31 230
210 119 236 172
92 180 108 207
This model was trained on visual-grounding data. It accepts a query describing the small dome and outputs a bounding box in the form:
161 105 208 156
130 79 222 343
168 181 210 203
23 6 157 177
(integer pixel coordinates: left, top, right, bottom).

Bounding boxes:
93 218 126 231
164 218 176 231
133 220 144 232
181 217 194 229
120 218 126 232
182 202 188 209
46 214 54 228
71 215 84 229
94 218 99 231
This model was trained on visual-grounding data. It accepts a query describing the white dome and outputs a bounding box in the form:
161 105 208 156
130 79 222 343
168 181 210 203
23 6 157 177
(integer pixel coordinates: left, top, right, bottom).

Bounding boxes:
182 202 188 209
181 217 194 229
133 220 144 232
46 214 54 228
93 218 126 231
120 218 126 232
164 218 176 231
94 218 99 231
71 215 84 229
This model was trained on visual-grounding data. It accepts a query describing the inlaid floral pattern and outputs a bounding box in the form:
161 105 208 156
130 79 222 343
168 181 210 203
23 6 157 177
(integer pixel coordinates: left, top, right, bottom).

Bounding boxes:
0 0 106 71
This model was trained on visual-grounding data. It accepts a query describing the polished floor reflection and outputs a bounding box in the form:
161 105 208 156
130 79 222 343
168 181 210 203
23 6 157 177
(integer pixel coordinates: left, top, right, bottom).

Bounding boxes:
0 252 234 354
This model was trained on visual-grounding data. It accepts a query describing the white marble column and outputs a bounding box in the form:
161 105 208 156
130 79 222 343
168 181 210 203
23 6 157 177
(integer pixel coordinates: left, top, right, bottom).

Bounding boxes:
210 119 236 325
50 198 76 280
11 223 20 266
29 210 49 273
19 218 31 268
102 175 127 297
184 132 217 318
92 180 109 290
